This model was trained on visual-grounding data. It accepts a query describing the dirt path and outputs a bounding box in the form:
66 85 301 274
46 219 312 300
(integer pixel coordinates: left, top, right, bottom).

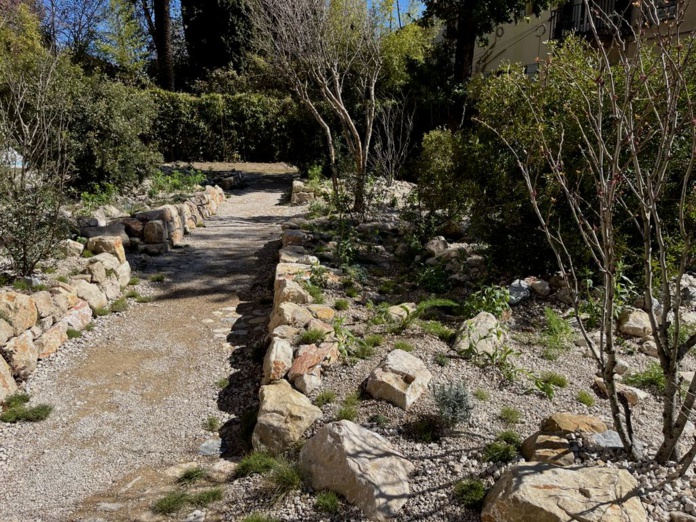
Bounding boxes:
0 165 302 522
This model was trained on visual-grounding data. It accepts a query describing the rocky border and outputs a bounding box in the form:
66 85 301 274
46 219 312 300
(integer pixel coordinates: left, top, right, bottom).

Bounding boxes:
0 186 225 401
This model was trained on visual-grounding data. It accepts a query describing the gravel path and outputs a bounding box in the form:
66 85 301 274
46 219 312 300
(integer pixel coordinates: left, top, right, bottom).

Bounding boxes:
0 165 301 522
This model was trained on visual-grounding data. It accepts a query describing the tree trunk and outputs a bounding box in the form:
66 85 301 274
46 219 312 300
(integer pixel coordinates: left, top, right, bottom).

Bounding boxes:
154 0 174 90
453 13 476 85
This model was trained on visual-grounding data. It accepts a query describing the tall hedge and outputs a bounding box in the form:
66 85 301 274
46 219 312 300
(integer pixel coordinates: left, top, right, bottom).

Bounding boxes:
149 90 324 166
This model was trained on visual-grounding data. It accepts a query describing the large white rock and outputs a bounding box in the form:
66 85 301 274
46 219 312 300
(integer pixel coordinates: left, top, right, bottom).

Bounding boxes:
300 420 414 521
453 311 505 356
274 278 312 306
386 303 416 323
0 356 18 402
86 235 126 264
482 463 647 522
252 379 322 455
70 280 108 311
115 261 132 288
262 338 294 384
268 302 313 333
0 292 38 336
618 309 653 338
366 350 432 410
1 331 38 379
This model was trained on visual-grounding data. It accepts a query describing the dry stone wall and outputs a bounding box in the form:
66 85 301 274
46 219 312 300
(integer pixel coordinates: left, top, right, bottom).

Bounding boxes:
0 186 225 402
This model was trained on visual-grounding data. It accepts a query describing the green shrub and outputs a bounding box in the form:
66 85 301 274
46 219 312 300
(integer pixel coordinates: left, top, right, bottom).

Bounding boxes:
177 467 207 485
541 307 573 360
483 440 518 463
128 277 140 286
149 168 206 195
453 479 486 508
315 490 341 514
419 320 455 342
236 452 277 477
334 299 349 311
624 362 666 392
499 406 521 425
577 390 596 407
314 390 336 407
368 414 390 427
189 488 223 507
364 334 384 347
125 289 140 299
135 295 154 304
152 492 188 515
66 328 82 339
393 341 414 352
12 280 31 291
204 416 221 432
1 402 52 423
433 381 473 427
149 273 166 282
81 250 94 258
299 329 326 345
540 371 568 388
3 393 29 409
266 459 303 497
473 389 490 401
336 405 357 421
93 307 110 317
496 430 522 449
417 264 450 293
110 297 128 313
353 342 375 359
434 352 449 366
345 287 359 298
462 285 511 319
56 276 69 283
216 377 229 389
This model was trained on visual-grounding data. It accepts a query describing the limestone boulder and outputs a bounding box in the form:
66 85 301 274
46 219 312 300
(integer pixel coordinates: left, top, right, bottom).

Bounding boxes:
300 420 414 521
482 463 647 522
82 223 129 246
56 239 84 258
295 368 322 394
121 217 144 238
1 331 38 379
425 237 449 257
0 319 13 346
279 249 319 265
50 283 78 314
262 338 294 384
0 292 38 336
143 220 168 244
271 325 300 341
31 291 58 319
453 311 505 357
619 309 652 338
541 413 608 435
86 261 107 284
386 303 416 323
115 261 131 288
521 432 575 466
60 300 93 331
252 379 322 455
99 275 121 301
307 304 335 322
71 280 108 311
268 302 313 332
89 253 121 272
86 236 126 264
288 342 339 386
35 322 68 358
366 350 432 410
274 279 312 306
275 263 312 284
0 356 18 402
594 377 648 406
528 277 551 296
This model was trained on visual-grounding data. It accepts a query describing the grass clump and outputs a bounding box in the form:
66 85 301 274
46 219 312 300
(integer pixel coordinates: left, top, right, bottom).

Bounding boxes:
81 250 94 258
419 320 456 342
393 341 414 352
541 307 573 360
93 307 110 317
496 430 522 448
315 491 341 514
128 277 140 286
353 342 375 359
110 297 128 313
453 479 486 508
336 393 359 421
266 459 303 497
236 452 277 477
56 275 69 283
434 352 449 366
305 284 325 304
149 273 166 283
299 329 326 345
540 371 568 388
125 289 140 299
314 390 336 407
135 295 154 304
216 377 229 389
189 488 223 507
12 280 30 291
483 440 519 463
85 322 95 331
177 467 207 485
499 406 522 426
473 389 490 401
204 416 221 432
624 362 666 392
433 381 473 427
368 414 390 427
66 328 82 339
364 334 384 347
345 286 359 298
0 393 52 423
152 492 188 515
406 416 444 443
577 389 596 407
334 299 349 311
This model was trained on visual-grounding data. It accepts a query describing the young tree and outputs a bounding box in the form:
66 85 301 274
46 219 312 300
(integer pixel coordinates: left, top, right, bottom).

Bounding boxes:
477 0 696 468
98 0 149 80
250 0 384 214
422 0 551 84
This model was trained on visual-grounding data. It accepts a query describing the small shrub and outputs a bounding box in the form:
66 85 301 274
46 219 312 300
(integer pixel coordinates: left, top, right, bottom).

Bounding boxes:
189 487 223 507
540 371 568 388
236 452 277 477
434 352 449 366
266 459 302 497
419 320 455 342
0 396 52 423
364 334 384 347
334 299 349 311
152 492 188 515
393 341 414 352
577 389 596 407
473 389 490 401
541 307 573 360
453 479 486 508
379 280 398 294
624 362 666 392
149 273 166 282
12 280 30 291
93 307 110 317
66 328 82 339
499 406 521 425
433 381 473 427
135 295 154 304
314 390 336 407
345 287 359 298
41 266 56 274
368 414 390 427
496 430 522 449
315 491 340 514
304 283 325 304
3 393 29 409
81 250 94 259
216 377 229 389
178 467 207 485
204 416 221 432
56 275 69 283
125 289 140 299
406 416 444 442
128 277 140 286
353 342 375 359
462 285 510 319
483 440 518 463
336 404 357 421
85 322 95 331
110 297 128 313
417 264 449 293
299 329 326 345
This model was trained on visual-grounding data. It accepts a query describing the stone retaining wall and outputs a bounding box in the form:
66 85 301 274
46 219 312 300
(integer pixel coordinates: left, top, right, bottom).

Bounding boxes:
0 186 226 402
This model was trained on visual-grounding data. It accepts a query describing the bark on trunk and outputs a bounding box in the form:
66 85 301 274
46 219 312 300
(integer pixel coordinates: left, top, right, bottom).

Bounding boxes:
154 0 174 90
453 13 476 85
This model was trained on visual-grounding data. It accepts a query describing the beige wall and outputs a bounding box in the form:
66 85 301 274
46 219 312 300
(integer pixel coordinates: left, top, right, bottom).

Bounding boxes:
473 1 696 75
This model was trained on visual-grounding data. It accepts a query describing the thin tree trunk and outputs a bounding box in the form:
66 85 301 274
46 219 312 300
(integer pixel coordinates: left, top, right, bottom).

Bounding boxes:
453 13 476 85
154 0 174 90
